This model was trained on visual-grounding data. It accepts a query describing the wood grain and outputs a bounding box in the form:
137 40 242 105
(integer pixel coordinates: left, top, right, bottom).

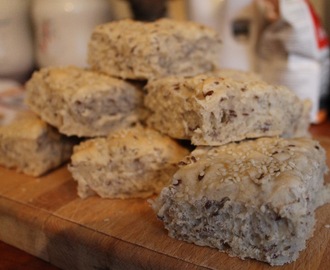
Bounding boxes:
0 135 329 270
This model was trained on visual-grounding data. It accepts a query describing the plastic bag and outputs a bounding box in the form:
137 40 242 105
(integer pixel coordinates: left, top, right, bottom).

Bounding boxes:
257 0 330 123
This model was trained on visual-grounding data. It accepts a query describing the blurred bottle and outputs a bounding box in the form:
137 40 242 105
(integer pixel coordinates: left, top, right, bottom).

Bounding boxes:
108 0 187 21
187 0 262 71
124 0 167 21
0 0 34 82
31 0 112 68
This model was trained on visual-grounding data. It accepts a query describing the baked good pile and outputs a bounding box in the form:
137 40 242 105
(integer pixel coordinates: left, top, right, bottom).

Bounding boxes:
0 18 329 266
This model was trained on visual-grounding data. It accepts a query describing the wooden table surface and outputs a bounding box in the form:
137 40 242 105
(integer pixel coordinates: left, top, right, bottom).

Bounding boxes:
0 240 60 270
0 121 329 270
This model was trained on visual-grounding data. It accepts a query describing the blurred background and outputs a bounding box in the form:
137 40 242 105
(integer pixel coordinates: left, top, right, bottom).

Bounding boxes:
0 0 329 124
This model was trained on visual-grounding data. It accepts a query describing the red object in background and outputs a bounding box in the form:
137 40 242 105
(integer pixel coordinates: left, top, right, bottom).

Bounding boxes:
305 0 329 49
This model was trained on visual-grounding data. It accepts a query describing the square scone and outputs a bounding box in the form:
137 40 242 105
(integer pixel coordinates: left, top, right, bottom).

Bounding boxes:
152 137 328 265
88 18 221 80
68 125 189 199
0 112 75 176
145 70 311 146
25 66 147 137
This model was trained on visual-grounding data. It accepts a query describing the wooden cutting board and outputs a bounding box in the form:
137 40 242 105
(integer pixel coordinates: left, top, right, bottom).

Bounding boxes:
0 136 330 270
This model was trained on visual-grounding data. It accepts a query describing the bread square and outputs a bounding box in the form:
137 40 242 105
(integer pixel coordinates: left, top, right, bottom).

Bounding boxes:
152 137 328 265
145 70 310 145
0 112 75 176
25 66 147 137
88 18 221 80
68 125 189 199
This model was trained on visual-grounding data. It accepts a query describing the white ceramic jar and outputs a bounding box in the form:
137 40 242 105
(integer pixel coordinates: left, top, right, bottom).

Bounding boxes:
31 0 112 68
0 0 34 82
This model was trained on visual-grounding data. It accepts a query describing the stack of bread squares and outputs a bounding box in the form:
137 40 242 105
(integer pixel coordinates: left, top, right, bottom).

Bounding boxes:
24 18 222 196
145 62 328 265
0 18 329 265
84 18 329 265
